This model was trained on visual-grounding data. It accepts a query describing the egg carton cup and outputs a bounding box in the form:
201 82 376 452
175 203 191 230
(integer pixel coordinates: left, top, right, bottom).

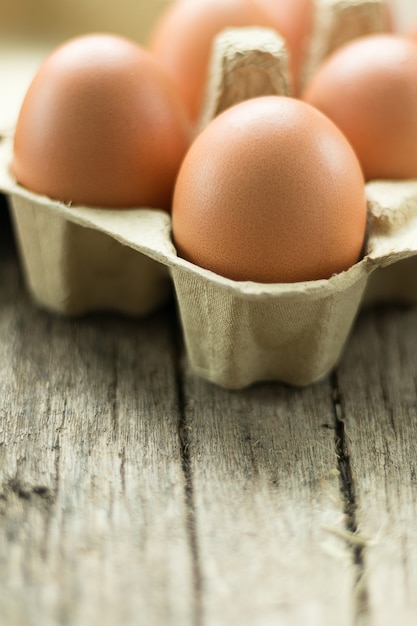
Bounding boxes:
0 139 173 316
1 10 417 388
3 135 417 387
171 185 417 387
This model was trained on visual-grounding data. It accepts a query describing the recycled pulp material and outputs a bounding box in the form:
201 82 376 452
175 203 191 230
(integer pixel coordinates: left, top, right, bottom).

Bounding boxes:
197 27 292 131
363 181 417 305
301 0 390 89
3 133 417 387
1 0 417 387
0 141 173 316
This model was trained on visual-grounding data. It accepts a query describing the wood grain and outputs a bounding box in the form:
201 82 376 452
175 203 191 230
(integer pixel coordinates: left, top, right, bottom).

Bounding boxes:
180 368 355 626
0 205 194 626
3 198 417 625
337 305 417 626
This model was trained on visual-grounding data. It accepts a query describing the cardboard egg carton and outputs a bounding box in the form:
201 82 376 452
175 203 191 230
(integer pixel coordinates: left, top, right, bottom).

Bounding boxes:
1 0 417 388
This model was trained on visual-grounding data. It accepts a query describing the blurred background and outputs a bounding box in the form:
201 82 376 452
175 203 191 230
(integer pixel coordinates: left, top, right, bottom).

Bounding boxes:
0 0 414 43
0 0 168 44
0 0 416 135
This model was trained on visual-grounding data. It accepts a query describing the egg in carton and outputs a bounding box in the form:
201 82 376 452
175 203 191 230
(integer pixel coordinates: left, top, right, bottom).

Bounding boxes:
0 20 293 318
0 0 415 388
0 32 191 317
0 0 390 318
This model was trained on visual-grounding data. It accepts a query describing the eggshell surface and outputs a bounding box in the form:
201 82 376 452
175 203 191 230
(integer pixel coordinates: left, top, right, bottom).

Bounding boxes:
172 96 367 284
12 34 192 209
148 0 271 121
302 35 417 181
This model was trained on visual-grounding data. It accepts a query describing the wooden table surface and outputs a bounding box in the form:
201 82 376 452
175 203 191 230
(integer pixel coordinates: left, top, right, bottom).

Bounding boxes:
1 186 417 626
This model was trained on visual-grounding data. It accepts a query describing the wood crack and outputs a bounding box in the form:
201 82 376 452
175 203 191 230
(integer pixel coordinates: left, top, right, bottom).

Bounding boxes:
111 343 119 442
173 316 203 626
331 371 370 626
0 477 56 510
53 400 66 500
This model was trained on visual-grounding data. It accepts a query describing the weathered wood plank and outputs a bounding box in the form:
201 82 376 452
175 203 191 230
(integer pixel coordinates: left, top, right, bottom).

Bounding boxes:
180 364 356 626
4 186 417 626
336 305 417 626
0 206 194 626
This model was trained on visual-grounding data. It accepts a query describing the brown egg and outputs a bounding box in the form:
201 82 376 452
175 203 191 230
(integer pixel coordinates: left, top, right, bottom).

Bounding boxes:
302 34 417 181
253 0 313 93
172 96 367 283
13 34 191 209
147 0 271 121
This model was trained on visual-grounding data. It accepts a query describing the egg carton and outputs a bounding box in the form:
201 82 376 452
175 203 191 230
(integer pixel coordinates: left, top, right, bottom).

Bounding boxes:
1 0 416 389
